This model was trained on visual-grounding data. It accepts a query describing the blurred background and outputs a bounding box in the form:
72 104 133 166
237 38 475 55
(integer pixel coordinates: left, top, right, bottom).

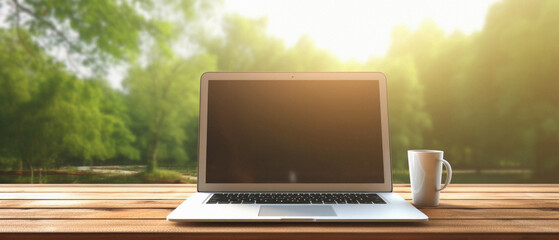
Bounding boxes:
1 0 558 184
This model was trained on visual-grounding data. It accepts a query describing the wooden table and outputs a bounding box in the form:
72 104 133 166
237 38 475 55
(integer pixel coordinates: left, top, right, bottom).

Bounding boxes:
1 184 559 239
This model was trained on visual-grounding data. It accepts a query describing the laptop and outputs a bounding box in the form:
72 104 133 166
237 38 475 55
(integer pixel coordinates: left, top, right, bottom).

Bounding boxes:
167 72 428 222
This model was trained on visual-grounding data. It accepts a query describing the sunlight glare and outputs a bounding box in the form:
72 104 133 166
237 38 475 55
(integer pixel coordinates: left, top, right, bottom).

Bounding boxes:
225 0 502 61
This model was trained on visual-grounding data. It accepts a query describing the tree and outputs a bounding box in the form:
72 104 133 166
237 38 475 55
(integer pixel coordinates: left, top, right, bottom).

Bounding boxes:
123 51 216 172
0 30 138 182
378 56 432 169
466 0 559 178
374 0 559 178
3 0 186 73
1 0 203 181
380 22 481 170
198 14 346 72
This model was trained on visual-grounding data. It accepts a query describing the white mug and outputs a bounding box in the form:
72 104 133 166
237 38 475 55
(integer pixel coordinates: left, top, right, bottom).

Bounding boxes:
408 150 452 206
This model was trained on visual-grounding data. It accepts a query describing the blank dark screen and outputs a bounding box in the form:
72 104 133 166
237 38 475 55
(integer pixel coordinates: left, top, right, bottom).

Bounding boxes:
206 80 384 183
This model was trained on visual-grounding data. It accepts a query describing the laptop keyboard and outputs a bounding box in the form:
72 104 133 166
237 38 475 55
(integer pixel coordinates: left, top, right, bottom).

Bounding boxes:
206 193 386 204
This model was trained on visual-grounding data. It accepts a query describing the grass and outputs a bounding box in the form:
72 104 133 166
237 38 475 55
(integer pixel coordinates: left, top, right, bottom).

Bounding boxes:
0 167 555 184
138 169 187 183
392 169 535 184
0 168 196 184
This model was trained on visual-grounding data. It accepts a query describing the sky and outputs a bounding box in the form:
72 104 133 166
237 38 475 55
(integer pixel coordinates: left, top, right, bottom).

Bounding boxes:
223 0 501 61
0 0 502 89
112 0 501 89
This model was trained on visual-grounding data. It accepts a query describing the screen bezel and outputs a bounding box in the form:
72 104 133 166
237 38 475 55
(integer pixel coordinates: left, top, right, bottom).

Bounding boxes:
197 72 392 192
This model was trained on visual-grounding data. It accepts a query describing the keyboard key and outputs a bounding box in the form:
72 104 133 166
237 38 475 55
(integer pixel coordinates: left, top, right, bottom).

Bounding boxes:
206 193 385 205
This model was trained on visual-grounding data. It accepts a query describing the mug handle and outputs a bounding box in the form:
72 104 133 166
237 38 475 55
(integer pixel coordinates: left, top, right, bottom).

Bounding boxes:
437 159 452 191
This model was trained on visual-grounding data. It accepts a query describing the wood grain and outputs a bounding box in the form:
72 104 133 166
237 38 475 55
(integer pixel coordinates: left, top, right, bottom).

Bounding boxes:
2 184 558 193
1 184 558 240
0 185 197 193
399 192 559 200
3 192 559 200
2 208 559 220
0 192 193 200
2 233 559 240
2 219 559 233
2 199 559 209
0 199 183 209
0 208 171 219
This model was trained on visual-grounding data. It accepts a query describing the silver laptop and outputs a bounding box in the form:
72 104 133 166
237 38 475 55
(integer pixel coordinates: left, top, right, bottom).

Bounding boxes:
167 72 427 222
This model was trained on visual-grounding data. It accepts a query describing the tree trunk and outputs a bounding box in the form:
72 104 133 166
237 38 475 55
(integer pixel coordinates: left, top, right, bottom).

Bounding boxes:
18 159 23 181
147 135 159 172
39 168 42 184
24 158 33 184
147 112 163 172
533 133 559 182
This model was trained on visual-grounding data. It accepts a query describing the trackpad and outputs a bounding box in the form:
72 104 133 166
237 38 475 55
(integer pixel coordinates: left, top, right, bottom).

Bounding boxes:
259 206 337 217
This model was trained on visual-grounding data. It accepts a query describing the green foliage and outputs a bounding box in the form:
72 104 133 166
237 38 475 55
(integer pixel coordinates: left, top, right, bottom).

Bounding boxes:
199 14 343 72
1 0 559 183
139 169 185 183
379 56 432 168
373 0 559 178
123 51 216 171
195 1 558 180
5 0 196 72
0 29 137 181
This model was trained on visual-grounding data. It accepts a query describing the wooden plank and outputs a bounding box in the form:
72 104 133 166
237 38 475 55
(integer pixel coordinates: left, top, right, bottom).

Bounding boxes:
0 185 557 239
0 200 183 209
393 186 559 193
0 209 171 219
5 186 559 193
2 233 557 240
0 185 197 193
430 199 559 209
2 233 559 240
0 192 192 200
395 184 559 193
419 208 559 220
1 219 559 234
2 199 556 209
2 184 557 188
0 184 197 188
2 208 559 220
399 192 559 200
0 187 197 193
3 192 559 200
2 184 558 193
395 184 559 188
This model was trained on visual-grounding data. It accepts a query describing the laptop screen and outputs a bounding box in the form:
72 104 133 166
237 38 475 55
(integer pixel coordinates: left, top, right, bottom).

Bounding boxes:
205 80 384 184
